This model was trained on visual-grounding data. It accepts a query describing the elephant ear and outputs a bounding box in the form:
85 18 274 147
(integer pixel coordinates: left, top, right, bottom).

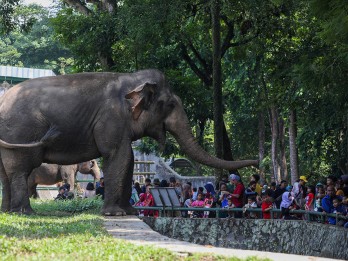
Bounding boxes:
125 82 157 120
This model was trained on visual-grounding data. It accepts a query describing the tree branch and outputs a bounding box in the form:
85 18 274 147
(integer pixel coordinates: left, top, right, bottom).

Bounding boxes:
186 39 211 76
63 0 91 15
220 15 235 57
180 43 212 86
230 33 259 48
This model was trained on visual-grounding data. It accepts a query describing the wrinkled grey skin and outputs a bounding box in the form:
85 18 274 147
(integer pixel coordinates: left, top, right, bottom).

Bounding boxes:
0 69 258 215
28 160 101 198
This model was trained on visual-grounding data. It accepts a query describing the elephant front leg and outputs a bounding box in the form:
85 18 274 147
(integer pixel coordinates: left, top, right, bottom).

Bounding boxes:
119 150 138 215
102 145 133 216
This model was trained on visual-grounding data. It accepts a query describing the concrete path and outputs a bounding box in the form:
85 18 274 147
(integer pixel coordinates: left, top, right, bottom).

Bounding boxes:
104 216 341 261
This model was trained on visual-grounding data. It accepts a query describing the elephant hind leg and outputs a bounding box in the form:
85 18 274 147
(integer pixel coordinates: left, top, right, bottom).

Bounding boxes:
0 158 11 212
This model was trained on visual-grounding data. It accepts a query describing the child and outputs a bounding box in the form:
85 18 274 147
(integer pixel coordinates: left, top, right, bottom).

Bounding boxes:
203 192 214 218
305 185 315 211
262 189 274 219
226 196 235 218
190 193 205 218
315 186 325 212
329 198 347 226
243 196 258 219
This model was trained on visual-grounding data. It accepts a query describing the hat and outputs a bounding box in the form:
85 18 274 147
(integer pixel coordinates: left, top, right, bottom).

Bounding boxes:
316 182 323 187
286 185 293 191
229 174 240 181
299 176 308 183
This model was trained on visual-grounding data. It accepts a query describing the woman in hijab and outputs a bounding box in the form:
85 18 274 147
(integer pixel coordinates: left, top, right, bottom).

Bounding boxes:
280 191 295 219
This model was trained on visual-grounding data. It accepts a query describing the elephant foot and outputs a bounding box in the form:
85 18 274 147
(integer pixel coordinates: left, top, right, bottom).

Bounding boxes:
120 205 138 215
10 205 35 215
102 205 126 216
1 203 10 213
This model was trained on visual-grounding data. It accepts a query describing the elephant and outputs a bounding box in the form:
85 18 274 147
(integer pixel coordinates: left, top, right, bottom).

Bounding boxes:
0 69 258 215
28 159 101 198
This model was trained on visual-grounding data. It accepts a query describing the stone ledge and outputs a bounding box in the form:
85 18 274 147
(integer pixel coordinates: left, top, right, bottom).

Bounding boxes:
143 217 348 260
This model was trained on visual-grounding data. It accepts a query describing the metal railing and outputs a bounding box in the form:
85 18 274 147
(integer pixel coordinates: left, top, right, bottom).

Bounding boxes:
133 206 348 224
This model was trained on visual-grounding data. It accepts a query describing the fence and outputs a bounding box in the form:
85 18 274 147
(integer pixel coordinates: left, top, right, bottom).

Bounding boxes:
133 205 348 224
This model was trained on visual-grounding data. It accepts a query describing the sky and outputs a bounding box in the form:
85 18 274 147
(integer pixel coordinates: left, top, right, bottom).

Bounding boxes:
23 0 53 7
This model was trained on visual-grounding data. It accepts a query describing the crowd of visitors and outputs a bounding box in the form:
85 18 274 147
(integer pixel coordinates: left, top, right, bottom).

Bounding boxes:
54 177 105 200
131 173 348 228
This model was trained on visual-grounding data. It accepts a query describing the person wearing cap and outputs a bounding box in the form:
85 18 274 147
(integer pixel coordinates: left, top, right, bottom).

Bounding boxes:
292 175 308 208
229 174 245 218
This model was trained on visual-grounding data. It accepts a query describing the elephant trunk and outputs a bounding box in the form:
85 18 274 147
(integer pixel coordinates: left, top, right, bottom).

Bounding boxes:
165 104 258 171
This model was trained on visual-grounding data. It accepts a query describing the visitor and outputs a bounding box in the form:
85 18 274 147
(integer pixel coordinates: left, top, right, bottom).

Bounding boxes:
203 192 214 218
169 177 176 187
305 185 315 211
322 185 342 224
130 181 140 205
141 178 152 194
153 178 161 187
280 191 295 220
329 197 346 226
262 189 274 219
63 183 74 199
216 183 230 218
190 193 205 218
293 175 308 208
159 179 169 187
204 182 216 196
55 186 67 200
229 174 245 218
192 187 198 201
96 177 105 199
216 174 233 193
226 195 235 218
250 174 262 196
273 180 288 209
83 182 96 198
137 184 156 217
180 183 192 218
270 182 277 198
314 183 325 212
133 181 142 196
245 181 258 199
243 196 258 219
335 177 344 196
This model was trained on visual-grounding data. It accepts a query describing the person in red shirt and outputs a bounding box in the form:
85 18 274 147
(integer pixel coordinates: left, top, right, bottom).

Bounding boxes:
305 185 315 211
229 174 245 218
262 189 274 219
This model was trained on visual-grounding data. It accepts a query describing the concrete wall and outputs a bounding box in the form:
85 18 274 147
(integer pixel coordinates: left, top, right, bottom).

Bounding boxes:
143 217 348 260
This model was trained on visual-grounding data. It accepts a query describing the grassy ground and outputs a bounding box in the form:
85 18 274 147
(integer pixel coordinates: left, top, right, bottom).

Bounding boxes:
0 198 269 261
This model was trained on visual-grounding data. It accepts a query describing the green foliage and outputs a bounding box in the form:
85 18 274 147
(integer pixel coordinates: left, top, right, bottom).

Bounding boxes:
32 197 103 215
0 4 73 73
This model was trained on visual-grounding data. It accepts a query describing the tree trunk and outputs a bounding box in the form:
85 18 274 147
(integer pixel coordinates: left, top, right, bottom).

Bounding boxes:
211 0 224 179
258 111 265 182
270 106 280 182
289 109 299 184
279 116 288 181
222 122 233 161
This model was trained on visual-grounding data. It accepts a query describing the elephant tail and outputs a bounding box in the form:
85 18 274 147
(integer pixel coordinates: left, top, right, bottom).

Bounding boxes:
0 126 61 149
0 139 44 148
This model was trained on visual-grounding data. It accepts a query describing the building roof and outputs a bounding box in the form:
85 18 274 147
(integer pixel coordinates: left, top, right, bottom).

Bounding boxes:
0 65 56 84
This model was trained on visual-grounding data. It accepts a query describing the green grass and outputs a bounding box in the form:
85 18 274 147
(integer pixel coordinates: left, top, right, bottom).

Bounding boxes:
0 198 269 261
